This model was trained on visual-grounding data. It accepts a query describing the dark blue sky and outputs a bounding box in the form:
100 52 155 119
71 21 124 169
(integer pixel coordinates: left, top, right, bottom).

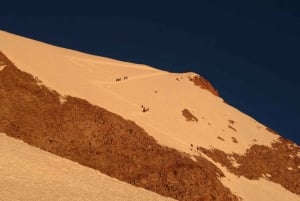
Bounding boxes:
1 1 300 144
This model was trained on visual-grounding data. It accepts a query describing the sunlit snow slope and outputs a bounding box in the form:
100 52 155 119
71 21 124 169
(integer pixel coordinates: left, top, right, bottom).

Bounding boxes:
1 30 299 201
0 30 278 155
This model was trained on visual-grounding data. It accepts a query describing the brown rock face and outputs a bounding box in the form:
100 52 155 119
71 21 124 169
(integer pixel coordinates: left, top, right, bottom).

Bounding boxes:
189 75 219 96
0 52 238 201
199 137 300 195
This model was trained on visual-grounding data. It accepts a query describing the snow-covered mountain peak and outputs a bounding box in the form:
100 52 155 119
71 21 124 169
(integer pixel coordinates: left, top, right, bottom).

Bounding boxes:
0 30 299 201
0 30 279 155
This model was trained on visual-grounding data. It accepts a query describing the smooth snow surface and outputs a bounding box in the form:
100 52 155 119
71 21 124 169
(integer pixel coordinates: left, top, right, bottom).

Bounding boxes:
1 30 296 201
0 133 175 201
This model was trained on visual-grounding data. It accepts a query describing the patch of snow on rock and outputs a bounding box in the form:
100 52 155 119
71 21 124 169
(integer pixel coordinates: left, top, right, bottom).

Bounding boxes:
227 155 240 168
264 173 272 178
59 96 67 104
0 64 6 71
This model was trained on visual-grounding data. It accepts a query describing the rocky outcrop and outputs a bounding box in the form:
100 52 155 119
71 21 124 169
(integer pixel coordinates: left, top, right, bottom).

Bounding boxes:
0 52 238 201
199 137 300 195
189 75 219 96
182 109 198 122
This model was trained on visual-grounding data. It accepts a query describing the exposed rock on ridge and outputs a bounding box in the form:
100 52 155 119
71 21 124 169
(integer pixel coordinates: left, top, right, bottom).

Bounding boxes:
189 75 219 96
